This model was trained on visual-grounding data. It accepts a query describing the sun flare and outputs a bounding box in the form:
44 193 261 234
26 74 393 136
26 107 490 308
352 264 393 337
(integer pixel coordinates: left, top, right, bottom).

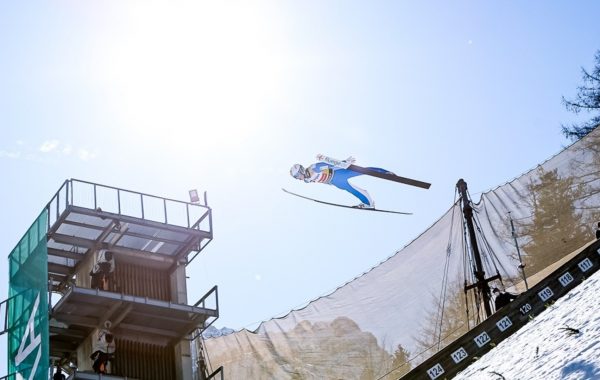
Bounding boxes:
96 2 286 155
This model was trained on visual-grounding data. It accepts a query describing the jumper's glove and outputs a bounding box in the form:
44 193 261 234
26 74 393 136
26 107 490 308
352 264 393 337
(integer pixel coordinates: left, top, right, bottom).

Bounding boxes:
343 156 356 165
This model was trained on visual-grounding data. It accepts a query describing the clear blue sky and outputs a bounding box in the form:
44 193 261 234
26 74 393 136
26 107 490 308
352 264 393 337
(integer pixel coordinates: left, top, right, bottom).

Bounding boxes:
1 1 599 375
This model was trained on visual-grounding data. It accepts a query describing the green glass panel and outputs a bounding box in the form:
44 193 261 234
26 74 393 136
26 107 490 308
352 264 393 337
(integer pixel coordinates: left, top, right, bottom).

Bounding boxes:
7 210 49 380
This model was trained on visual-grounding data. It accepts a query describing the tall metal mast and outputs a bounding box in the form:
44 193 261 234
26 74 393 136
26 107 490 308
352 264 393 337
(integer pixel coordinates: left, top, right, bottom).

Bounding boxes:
457 179 496 319
509 211 529 291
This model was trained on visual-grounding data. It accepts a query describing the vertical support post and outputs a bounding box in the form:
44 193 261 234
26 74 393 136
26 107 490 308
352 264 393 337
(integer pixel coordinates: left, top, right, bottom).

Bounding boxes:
65 180 69 208
3 297 8 334
164 198 168 224
48 277 53 314
93 183 97 210
509 211 529 290
205 191 212 236
171 264 193 380
117 189 121 214
186 204 190 229
457 179 493 318
56 188 60 223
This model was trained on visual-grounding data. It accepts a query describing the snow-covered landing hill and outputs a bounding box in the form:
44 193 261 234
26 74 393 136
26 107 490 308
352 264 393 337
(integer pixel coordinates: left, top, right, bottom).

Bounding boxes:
453 269 600 380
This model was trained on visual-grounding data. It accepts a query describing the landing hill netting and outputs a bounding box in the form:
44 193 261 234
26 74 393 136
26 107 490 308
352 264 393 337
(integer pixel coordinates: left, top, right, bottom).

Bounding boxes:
202 129 600 380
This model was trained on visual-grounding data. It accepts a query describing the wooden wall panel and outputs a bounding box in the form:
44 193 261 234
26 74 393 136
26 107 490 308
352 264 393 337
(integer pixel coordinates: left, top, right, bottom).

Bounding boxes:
112 339 176 380
112 262 171 301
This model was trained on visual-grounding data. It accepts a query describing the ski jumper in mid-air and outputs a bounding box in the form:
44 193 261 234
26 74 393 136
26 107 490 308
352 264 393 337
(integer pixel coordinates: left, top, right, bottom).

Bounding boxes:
290 156 393 208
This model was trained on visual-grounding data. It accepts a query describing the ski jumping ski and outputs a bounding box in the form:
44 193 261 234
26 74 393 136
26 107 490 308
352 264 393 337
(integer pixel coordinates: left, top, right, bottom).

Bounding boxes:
282 188 413 215
316 154 431 189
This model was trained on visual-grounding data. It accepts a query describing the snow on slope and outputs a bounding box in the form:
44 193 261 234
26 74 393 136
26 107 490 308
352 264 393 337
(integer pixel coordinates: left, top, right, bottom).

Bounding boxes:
454 269 600 380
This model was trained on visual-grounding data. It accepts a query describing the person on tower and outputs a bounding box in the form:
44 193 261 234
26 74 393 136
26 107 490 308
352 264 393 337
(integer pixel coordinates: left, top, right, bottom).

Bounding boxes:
52 363 66 380
90 247 115 291
290 155 394 209
90 320 116 374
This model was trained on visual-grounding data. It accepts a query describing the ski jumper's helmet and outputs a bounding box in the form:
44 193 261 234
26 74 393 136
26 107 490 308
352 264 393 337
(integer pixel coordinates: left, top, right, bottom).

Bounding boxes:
290 164 306 179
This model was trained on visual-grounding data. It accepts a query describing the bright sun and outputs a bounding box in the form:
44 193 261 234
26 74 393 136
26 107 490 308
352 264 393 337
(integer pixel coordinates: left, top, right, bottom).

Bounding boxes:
96 2 287 155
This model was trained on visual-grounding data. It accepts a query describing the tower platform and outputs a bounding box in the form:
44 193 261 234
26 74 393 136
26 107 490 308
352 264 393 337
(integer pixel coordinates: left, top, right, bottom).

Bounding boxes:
4 179 219 380
46 179 213 293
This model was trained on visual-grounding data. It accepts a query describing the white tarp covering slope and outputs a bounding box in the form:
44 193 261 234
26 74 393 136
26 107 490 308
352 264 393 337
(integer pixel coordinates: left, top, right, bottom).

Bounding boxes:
202 129 600 380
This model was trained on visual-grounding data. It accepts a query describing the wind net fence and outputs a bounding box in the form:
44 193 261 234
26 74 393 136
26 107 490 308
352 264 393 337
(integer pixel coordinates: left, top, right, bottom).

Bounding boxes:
202 128 600 380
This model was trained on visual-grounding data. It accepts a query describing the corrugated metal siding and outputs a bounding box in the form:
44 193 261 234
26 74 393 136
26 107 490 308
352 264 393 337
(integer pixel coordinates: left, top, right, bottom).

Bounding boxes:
113 339 176 379
113 262 171 301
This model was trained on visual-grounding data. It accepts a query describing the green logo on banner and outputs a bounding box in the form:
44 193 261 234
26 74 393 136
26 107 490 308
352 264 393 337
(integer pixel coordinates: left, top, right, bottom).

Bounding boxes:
14 293 42 379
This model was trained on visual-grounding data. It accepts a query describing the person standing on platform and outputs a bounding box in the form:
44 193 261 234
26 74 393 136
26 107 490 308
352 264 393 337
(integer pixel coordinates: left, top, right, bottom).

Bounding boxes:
53 364 66 380
90 248 115 290
90 320 116 374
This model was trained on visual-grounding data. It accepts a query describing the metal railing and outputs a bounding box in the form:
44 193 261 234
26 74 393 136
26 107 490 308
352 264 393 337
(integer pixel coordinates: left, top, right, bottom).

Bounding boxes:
46 179 212 233
193 285 219 333
0 290 33 337
0 296 7 336
205 366 224 380
0 373 20 380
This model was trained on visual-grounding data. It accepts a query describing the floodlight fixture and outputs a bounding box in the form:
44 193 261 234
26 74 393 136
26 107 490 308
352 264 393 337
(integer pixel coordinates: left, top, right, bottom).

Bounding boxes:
189 189 200 203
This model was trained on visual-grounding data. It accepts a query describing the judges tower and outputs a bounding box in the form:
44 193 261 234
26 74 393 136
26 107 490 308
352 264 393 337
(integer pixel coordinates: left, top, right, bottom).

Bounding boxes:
2 179 220 380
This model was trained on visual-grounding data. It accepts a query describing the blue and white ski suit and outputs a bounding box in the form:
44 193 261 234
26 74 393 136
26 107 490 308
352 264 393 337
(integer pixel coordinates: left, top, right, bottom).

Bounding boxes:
305 162 389 207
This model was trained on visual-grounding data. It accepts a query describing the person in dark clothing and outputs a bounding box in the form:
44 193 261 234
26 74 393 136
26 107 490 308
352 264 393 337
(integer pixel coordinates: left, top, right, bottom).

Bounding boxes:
596 222 600 240
53 364 66 380
90 321 116 374
90 249 115 290
493 288 517 311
